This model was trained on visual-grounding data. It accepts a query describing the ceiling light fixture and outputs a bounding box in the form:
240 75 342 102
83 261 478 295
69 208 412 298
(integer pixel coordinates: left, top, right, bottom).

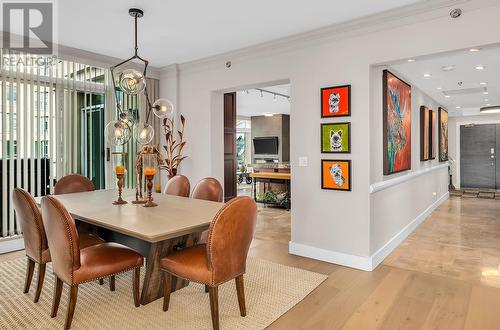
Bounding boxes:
105 8 174 146
407 59 416 62
469 48 481 52
445 95 451 98
475 65 485 70
456 106 461 109
480 105 500 114
441 65 455 72
480 82 487 85
423 73 432 77
483 91 489 95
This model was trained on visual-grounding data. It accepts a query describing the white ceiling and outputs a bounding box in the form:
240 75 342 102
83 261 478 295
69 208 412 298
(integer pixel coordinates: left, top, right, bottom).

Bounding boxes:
58 0 422 67
237 84 290 117
391 45 500 117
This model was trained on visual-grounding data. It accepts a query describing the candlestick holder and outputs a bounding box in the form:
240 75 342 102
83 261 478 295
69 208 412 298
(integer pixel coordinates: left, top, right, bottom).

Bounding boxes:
112 152 128 205
142 153 158 207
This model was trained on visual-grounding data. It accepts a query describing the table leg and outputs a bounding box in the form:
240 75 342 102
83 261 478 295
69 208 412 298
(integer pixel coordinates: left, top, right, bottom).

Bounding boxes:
140 232 201 305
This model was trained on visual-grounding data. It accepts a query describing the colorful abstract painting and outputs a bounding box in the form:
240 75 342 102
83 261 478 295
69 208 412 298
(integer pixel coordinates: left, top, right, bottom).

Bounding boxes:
321 122 351 153
420 106 430 161
321 159 351 191
321 85 351 118
438 107 449 161
383 70 411 175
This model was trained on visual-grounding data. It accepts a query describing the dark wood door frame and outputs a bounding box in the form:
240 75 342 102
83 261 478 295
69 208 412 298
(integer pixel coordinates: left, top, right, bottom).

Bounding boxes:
223 92 237 202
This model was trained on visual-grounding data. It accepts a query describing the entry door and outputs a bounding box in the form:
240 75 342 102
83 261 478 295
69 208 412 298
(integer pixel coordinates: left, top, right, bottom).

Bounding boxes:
460 124 496 189
223 92 237 202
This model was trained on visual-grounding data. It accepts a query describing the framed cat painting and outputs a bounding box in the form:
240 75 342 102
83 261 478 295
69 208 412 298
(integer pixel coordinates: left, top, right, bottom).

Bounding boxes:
321 159 351 191
321 122 351 153
321 85 351 118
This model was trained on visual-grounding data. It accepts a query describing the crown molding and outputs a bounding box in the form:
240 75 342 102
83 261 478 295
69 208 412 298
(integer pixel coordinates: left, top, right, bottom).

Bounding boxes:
166 0 497 74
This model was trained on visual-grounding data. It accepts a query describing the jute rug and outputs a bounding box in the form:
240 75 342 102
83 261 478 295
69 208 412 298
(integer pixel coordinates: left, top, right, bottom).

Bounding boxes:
0 257 326 329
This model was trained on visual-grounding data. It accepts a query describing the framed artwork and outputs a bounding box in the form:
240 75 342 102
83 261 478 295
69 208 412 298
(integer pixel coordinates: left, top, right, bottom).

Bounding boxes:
383 70 411 175
420 106 430 161
321 85 351 118
321 159 351 191
430 110 436 160
438 107 449 161
321 122 351 153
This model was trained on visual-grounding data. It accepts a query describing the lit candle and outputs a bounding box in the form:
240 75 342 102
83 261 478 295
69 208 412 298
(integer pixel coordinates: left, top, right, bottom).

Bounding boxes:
144 168 157 176
115 166 125 175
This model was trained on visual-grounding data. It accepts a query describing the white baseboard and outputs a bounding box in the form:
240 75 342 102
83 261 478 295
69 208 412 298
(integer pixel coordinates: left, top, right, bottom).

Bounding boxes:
289 191 449 271
370 191 449 269
289 241 372 271
0 236 25 254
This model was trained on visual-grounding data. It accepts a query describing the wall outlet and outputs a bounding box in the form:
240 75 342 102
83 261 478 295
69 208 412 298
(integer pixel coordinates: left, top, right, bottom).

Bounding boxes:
299 157 308 167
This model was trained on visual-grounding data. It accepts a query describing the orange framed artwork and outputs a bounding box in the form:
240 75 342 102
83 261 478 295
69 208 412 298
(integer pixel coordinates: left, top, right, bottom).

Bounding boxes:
321 85 351 118
321 159 351 191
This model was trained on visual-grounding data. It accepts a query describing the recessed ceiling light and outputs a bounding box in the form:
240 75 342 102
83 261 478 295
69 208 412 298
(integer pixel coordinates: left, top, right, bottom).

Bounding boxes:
469 48 481 52
423 73 432 77
407 59 416 62
437 87 443 90
264 113 274 117
445 95 451 98
483 91 489 95
441 65 455 72
456 106 461 109
475 65 485 70
480 82 487 85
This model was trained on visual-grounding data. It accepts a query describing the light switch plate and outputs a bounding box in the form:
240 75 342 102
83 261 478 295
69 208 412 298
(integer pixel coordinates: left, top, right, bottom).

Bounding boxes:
299 157 308 167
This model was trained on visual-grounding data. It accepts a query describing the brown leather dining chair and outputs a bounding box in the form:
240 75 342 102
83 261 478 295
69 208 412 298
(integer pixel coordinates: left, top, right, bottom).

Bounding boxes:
53 174 94 195
160 196 257 330
41 195 144 329
12 188 104 304
192 177 223 244
164 175 190 197
192 177 223 203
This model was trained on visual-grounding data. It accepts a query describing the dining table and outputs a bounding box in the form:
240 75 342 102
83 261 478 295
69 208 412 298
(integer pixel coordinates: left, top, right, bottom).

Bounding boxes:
35 189 224 305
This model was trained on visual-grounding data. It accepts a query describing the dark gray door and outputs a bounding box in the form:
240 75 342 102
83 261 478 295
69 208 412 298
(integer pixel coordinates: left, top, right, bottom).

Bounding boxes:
460 124 496 189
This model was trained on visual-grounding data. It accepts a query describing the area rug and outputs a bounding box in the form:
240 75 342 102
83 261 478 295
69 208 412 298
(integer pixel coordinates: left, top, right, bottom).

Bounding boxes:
0 257 326 329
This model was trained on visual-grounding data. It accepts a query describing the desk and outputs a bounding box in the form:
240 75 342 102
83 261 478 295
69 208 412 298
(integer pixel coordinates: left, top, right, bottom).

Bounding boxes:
249 172 291 210
36 189 224 305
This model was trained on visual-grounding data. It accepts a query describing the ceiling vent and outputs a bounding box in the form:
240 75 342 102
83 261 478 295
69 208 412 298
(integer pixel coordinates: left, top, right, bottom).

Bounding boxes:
443 87 486 97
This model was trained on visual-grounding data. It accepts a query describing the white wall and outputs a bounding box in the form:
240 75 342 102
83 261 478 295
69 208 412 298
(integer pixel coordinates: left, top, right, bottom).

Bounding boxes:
158 2 500 269
449 113 500 188
369 66 449 257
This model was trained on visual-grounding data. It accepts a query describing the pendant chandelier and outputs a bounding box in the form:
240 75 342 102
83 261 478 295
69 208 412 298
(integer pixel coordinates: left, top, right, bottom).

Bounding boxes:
105 8 174 147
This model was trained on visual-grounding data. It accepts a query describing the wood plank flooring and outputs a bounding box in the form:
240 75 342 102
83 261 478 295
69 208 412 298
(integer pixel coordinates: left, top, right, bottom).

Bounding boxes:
3 197 500 329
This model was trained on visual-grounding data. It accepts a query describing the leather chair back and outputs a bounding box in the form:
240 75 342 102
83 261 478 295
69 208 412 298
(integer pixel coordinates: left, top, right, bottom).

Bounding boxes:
192 177 223 202
164 175 190 197
12 188 47 263
41 196 81 284
206 196 257 283
54 174 94 195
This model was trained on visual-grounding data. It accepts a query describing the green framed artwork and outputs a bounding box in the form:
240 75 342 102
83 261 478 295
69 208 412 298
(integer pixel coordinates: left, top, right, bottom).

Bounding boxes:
321 122 351 153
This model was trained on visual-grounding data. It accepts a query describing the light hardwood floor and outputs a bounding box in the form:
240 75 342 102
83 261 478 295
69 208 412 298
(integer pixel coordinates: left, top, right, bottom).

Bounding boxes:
3 197 500 329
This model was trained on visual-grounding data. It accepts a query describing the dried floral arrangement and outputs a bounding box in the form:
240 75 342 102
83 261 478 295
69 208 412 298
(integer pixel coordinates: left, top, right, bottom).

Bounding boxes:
162 114 187 178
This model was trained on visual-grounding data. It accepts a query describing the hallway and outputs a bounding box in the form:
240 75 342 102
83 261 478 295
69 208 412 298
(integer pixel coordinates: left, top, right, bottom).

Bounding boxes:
249 196 500 329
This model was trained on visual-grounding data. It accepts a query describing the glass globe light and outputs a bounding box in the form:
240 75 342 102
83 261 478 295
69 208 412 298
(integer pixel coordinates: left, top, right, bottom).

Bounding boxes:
105 120 131 146
119 108 137 127
152 98 174 119
134 122 154 145
119 69 146 95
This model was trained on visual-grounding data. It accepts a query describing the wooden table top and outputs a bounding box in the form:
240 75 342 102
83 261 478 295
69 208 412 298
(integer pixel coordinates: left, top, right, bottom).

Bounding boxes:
250 172 291 180
36 189 224 243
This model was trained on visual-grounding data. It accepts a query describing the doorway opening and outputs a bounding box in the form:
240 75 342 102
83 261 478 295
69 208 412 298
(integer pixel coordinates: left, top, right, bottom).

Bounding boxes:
223 83 291 243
